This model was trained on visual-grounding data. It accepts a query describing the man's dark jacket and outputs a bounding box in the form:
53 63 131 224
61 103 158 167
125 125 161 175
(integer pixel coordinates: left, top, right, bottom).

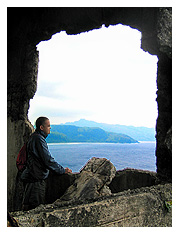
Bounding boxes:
21 129 65 182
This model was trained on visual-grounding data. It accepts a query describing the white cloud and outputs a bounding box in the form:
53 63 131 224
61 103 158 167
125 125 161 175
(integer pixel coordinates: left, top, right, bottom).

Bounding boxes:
29 24 158 127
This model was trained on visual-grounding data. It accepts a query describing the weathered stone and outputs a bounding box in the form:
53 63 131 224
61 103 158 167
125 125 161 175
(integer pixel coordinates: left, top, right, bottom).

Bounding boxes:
7 118 34 211
157 8 172 58
10 165 172 227
56 157 116 203
164 127 172 156
10 183 172 227
109 168 160 193
156 53 172 181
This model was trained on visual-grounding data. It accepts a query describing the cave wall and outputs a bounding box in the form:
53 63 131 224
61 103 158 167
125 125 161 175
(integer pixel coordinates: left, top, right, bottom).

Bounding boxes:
7 7 172 211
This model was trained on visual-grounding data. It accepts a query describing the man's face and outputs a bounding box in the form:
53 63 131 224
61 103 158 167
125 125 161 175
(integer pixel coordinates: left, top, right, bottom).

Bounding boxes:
40 119 51 135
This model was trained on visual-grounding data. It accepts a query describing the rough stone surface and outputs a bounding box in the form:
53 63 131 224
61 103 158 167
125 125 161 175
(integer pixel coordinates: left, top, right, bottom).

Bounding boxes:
7 7 172 211
7 118 34 210
109 168 160 193
10 183 172 227
164 127 172 156
11 165 172 227
57 157 116 202
157 8 172 58
156 53 172 181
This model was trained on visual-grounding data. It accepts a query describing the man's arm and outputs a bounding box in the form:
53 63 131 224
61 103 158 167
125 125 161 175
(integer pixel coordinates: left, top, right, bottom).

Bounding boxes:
36 136 71 174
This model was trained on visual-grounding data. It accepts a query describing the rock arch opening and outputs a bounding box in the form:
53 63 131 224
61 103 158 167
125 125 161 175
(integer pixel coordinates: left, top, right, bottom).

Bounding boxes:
28 23 158 173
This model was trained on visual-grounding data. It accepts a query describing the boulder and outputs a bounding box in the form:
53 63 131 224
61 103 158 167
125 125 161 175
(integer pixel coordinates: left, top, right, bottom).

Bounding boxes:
55 157 116 203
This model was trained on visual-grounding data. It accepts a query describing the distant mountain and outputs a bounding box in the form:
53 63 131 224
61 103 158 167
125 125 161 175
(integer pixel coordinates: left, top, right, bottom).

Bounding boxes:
46 125 138 144
64 119 155 141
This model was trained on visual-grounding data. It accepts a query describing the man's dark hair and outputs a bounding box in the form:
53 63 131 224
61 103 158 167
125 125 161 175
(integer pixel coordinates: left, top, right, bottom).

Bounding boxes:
35 117 49 130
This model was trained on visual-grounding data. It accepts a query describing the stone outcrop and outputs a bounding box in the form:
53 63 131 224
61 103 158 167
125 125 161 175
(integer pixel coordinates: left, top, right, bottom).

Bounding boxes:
10 159 172 227
10 183 172 227
57 157 116 202
7 7 172 212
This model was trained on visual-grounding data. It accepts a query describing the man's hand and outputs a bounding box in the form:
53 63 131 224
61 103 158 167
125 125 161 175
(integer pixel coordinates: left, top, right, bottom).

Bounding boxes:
65 167 72 174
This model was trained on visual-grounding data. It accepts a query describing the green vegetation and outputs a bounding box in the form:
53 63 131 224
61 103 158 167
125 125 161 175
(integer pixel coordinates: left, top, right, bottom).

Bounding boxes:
65 119 155 141
46 125 138 144
165 200 172 212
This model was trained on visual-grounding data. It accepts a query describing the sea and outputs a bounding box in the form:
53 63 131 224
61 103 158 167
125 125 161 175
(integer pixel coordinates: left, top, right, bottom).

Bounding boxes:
48 141 157 173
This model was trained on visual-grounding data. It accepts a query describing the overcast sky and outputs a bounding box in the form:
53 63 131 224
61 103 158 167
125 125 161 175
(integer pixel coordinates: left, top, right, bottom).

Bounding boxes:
28 24 158 128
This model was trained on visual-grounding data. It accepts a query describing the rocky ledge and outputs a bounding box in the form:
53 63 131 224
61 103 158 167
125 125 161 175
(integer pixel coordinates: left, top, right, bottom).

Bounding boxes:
10 157 172 227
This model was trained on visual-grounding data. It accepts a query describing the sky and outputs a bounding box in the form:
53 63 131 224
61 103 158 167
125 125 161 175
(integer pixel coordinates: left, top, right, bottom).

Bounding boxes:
28 24 158 128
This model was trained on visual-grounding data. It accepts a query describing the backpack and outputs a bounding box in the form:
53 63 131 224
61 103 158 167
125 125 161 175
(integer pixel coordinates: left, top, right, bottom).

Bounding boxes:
16 132 38 171
16 143 27 171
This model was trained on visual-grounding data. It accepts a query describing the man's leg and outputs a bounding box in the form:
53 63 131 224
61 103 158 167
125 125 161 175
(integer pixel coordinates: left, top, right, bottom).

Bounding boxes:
22 180 46 211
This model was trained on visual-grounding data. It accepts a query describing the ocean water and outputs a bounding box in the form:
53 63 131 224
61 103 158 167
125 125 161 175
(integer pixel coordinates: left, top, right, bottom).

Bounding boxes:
48 141 157 173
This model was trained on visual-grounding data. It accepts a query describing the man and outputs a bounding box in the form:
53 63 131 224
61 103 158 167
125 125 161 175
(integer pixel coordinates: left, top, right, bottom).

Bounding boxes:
21 116 72 211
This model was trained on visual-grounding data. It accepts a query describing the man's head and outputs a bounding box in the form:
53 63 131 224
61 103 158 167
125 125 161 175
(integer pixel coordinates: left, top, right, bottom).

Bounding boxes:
35 117 51 135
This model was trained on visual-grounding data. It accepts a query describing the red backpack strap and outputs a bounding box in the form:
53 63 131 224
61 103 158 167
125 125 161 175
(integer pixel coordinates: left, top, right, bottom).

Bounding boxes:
16 143 27 171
